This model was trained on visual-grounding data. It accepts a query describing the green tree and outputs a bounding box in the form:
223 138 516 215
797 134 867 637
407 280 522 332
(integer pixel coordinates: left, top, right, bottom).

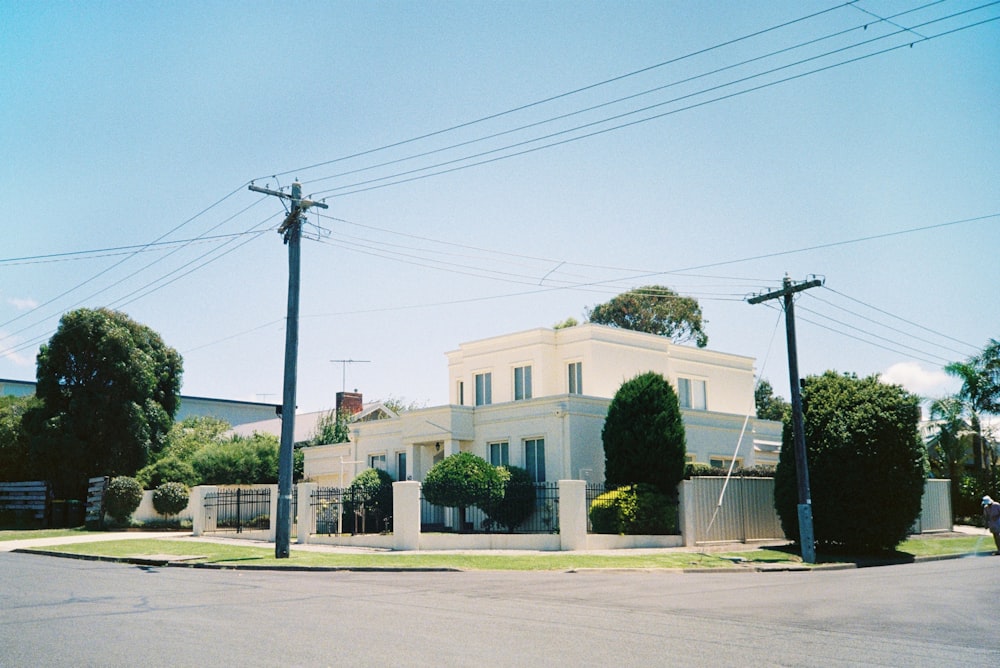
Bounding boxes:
945 338 1000 470
587 285 708 347
160 416 230 461
345 468 394 532
553 317 578 330
482 465 536 532
103 476 144 524
310 408 352 445
24 308 182 497
602 372 686 498
754 379 790 422
0 395 40 482
422 452 503 531
774 371 926 553
190 433 280 485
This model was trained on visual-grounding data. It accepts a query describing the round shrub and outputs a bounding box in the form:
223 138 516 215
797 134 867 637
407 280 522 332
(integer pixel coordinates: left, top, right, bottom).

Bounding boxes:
589 484 677 535
137 455 199 489
483 466 536 532
345 468 394 532
423 452 502 531
152 482 190 517
774 371 926 553
104 476 144 523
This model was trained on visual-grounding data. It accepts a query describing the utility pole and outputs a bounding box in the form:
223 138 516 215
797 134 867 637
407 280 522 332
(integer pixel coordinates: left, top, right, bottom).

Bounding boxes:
249 180 327 559
748 275 823 563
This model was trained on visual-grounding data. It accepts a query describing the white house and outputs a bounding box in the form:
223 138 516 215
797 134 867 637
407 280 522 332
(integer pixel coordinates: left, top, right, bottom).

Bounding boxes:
304 323 782 487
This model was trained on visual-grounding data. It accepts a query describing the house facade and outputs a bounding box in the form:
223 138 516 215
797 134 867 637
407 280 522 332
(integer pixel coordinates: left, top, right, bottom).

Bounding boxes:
304 324 782 487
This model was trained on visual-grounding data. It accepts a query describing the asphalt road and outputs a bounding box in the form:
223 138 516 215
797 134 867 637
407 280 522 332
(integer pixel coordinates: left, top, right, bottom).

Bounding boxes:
2 552 998 667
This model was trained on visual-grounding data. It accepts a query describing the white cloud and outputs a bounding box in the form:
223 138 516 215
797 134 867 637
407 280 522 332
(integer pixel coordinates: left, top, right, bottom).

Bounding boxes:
7 297 39 310
880 361 957 399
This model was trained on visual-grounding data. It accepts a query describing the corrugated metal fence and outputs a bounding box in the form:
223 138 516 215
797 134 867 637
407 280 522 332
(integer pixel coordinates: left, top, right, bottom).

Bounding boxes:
682 477 784 544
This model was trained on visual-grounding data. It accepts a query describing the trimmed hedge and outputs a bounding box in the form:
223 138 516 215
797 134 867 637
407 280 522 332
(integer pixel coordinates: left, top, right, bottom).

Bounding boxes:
152 482 190 516
104 476 144 523
589 483 678 535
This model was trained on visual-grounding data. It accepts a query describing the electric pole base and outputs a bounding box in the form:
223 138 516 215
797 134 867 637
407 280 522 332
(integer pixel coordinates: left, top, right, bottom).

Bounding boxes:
798 503 816 564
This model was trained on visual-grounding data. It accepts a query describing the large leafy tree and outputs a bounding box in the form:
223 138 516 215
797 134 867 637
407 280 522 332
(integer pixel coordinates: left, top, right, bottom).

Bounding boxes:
602 372 686 498
0 394 40 481
774 371 926 553
754 379 790 422
422 452 503 531
24 308 182 497
587 285 708 347
945 338 1000 470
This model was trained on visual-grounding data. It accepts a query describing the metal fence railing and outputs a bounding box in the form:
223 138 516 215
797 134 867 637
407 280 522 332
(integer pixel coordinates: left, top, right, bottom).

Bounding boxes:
312 486 392 535
205 487 271 533
421 482 559 534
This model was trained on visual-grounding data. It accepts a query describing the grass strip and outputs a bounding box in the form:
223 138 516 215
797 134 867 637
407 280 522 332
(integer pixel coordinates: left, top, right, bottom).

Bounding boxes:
0 527 98 542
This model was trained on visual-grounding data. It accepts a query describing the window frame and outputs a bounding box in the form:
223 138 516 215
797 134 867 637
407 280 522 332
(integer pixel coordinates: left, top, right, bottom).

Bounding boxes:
567 361 583 395
488 440 510 467
474 371 492 406
678 377 707 410
524 437 546 483
513 365 532 401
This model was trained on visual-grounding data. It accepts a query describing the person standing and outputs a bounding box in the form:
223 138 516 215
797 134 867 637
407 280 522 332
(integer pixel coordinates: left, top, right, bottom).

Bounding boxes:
983 496 1000 554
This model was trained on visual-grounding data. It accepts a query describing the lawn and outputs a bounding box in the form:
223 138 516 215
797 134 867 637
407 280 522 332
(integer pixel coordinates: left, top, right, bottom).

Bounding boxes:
13 533 993 571
0 527 98 542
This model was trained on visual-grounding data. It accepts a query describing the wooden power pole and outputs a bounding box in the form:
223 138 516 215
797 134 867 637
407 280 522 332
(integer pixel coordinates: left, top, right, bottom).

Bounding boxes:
249 181 327 559
748 275 823 563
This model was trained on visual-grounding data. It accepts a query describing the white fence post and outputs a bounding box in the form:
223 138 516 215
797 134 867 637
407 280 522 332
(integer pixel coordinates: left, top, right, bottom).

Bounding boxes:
191 485 217 536
679 480 697 546
393 481 421 551
297 483 317 544
558 480 587 551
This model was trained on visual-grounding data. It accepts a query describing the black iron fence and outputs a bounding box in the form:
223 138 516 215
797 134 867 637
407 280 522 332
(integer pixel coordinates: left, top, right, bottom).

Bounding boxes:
205 487 270 533
421 482 559 534
312 486 391 535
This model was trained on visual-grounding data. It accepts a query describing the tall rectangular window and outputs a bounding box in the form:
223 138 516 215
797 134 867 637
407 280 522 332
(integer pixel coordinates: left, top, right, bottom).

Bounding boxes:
396 451 407 481
524 438 545 482
678 378 707 410
514 365 532 401
475 372 492 406
568 362 583 395
489 441 509 466
457 380 464 406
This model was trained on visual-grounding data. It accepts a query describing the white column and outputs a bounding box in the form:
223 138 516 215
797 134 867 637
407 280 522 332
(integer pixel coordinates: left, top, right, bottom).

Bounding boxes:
679 480 696 547
297 483 317 544
558 479 587 551
393 481 422 551
191 485 217 536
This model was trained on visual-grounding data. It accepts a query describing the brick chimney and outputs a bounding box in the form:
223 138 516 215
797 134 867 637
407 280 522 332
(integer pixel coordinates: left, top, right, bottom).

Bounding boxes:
336 391 363 416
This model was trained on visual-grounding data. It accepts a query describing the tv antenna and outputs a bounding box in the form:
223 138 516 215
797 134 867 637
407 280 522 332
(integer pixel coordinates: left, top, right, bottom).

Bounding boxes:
330 359 371 392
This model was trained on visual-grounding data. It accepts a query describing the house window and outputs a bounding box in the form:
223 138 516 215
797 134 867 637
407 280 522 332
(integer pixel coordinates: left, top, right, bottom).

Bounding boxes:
514 365 532 401
709 456 743 469
524 438 545 482
396 451 407 481
678 377 707 410
568 362 583 395
457 380 464 406
369 453 387 471
489 441 509 466
475 372 492 406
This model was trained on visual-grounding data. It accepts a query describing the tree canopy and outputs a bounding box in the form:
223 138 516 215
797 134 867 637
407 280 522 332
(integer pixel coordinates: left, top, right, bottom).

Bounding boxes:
25 308 182 496
774 371 926 553
754 379 790 422
602 372 686 497
944 338 1000 470
587 285 708 347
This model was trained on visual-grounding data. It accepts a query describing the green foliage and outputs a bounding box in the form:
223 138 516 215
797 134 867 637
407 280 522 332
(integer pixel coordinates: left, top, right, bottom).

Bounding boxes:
379 396 425 414
587 285 708 347
25 308 182 497
160 416 230 461
602 372 686 498
589 484 677 535
345 468 394 531
553 317 579 329
0 395 40 482
774 371 926 553
482 466 536 532
956 469 1000 521
190 433 280 485
422 452 503 529
754 379 789 422
945 338 1000 470
310 408 352 445
136 455 199 489
152 482 190 516
684 463 776 478
104 476 144 523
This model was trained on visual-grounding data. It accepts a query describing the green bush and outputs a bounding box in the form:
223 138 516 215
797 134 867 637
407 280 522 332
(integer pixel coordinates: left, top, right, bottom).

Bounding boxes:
685 463 776 478
136 455 199 489
423 452 503 531
956 469 1000 522
191 434 279 484
345 468 394 532
774 371 926 553
589 484 677 535
482 466 537 532
104 476 144 523
152 482 190 516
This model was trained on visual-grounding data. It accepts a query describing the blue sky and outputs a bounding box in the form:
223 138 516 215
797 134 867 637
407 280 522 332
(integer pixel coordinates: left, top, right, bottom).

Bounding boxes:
1 0 998 415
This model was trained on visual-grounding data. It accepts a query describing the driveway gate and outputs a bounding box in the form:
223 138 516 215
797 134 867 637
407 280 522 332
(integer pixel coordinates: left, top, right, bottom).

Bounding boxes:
205 487 271 533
